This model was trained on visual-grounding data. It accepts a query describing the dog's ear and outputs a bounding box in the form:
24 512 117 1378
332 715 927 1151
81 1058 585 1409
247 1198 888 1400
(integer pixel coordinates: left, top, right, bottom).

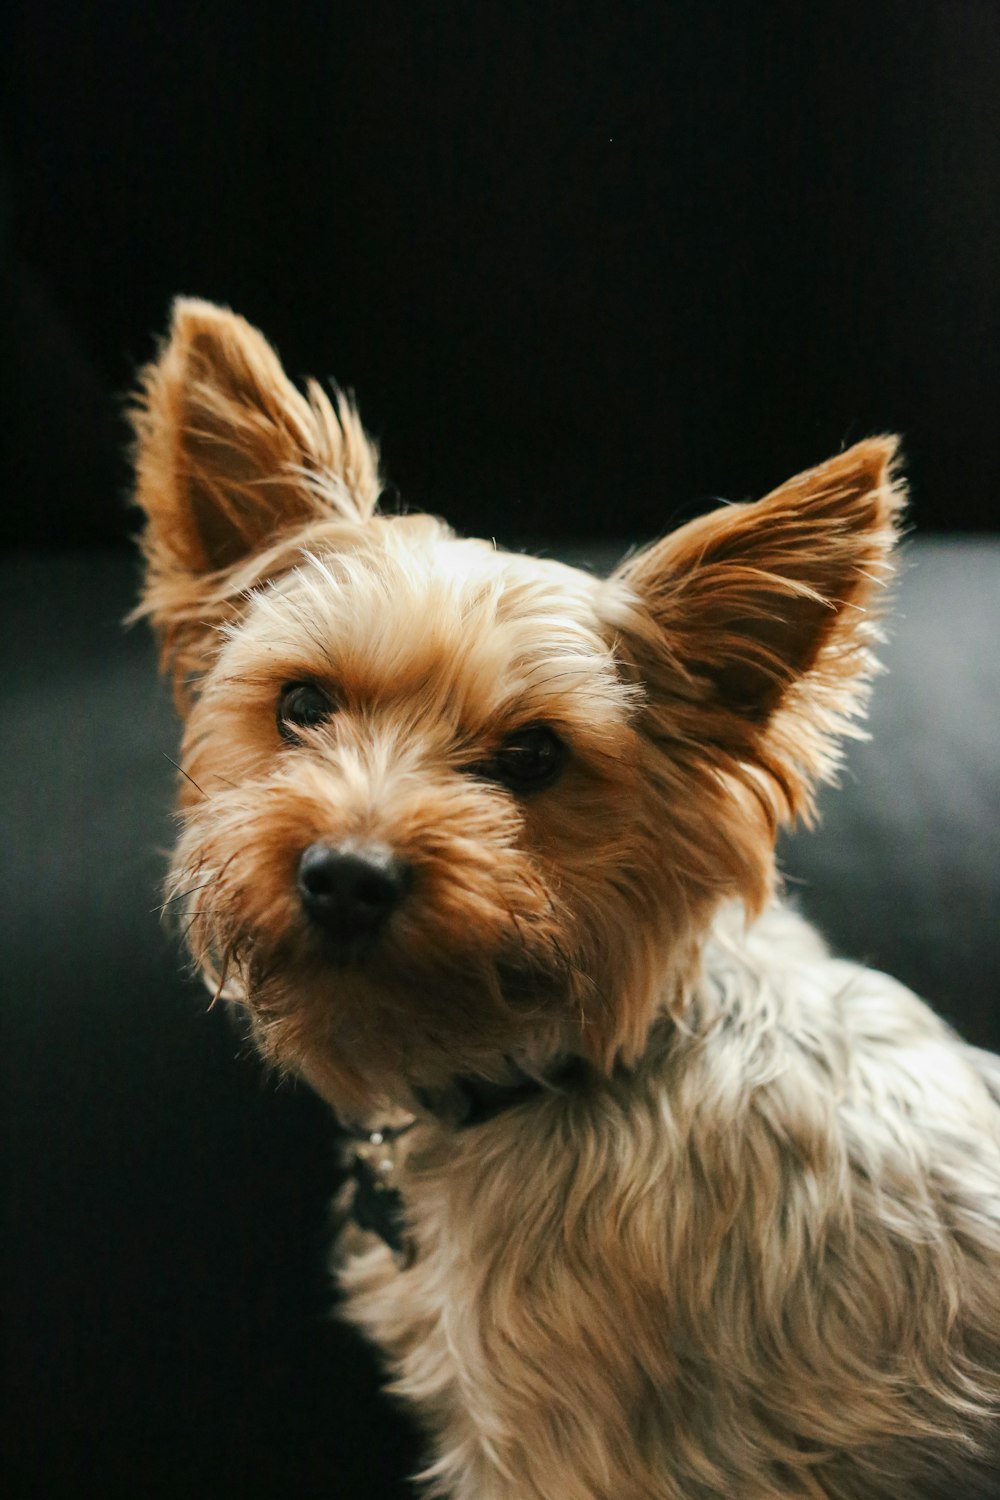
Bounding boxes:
130 298 381 690
607 437 906 824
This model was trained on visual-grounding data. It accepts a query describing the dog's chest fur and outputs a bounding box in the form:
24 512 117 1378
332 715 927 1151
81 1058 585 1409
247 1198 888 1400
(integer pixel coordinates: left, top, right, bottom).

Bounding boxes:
339 904 1000 1500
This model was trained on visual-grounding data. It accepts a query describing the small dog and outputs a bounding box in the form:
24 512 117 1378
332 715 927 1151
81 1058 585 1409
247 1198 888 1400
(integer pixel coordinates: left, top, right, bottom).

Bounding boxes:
132 300 1000 1499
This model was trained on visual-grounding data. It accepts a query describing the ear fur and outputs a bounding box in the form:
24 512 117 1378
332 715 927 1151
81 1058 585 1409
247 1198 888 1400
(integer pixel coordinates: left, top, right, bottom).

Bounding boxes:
608 437 906 828
130 298 381 688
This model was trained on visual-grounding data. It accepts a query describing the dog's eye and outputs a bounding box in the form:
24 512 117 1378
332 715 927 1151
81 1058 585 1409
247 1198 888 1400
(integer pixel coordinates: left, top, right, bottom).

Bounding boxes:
277 681 336 742
478 725 566 794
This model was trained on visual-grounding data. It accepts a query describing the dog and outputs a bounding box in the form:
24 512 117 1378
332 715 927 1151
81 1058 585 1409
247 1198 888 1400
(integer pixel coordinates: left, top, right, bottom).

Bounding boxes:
131 299 1000 1498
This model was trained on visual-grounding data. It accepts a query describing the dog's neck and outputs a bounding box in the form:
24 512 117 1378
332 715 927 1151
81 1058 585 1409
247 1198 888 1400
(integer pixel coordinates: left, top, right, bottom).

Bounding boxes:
344 1056 590 1257
413 1054 590 1129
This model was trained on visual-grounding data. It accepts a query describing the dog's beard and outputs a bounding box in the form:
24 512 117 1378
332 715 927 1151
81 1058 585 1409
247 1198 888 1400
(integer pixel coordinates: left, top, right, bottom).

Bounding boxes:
173 837 591 1113
247 938 585 1114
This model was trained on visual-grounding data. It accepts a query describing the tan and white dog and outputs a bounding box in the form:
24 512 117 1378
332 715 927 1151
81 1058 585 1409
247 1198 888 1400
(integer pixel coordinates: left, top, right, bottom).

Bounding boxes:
132 299 1000 1499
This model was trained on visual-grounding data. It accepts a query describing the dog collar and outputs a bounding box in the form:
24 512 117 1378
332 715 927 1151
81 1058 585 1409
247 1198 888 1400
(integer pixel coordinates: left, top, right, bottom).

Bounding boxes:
414 1054 589 1129
344 1057 588 1256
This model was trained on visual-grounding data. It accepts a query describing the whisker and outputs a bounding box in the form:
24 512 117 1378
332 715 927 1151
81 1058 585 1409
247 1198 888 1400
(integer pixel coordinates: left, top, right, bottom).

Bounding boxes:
179 909 205 947
162 752 208 799
156 878 216 914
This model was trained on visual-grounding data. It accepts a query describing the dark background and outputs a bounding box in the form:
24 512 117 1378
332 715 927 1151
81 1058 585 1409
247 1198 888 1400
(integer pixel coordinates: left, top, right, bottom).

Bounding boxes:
3 6 1000 1499
2 0 998 551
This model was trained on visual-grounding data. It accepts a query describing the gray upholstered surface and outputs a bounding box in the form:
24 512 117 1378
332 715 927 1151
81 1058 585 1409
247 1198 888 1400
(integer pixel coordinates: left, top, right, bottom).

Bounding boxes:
1 538 998 1496
778 538 1000 1048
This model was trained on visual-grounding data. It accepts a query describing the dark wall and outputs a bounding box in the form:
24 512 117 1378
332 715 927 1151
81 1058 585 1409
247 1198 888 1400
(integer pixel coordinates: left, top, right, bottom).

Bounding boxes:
2 1 998 547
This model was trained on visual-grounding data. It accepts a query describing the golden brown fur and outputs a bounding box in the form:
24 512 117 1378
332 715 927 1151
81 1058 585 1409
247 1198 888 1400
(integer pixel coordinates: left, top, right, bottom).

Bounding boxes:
132 299 1000 1497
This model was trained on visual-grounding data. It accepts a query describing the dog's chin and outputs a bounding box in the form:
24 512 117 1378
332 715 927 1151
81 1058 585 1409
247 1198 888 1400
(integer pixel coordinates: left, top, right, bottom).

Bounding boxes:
233 933 582 1114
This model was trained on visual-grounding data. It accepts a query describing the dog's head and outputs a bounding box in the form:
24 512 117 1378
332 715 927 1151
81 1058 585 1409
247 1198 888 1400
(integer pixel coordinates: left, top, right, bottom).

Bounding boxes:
133 300 904 1114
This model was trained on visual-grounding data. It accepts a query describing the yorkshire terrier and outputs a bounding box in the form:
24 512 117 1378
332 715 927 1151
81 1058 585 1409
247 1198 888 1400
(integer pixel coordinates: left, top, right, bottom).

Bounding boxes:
132 300 1000 1499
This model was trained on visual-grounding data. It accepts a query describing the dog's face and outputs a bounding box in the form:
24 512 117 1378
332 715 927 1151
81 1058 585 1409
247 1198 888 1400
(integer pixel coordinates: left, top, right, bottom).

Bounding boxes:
173 524 654 1110
133 300 903 1114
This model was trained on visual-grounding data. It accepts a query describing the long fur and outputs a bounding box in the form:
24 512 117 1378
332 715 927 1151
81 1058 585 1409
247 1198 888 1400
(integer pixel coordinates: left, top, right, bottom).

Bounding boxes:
132 301 1000 1498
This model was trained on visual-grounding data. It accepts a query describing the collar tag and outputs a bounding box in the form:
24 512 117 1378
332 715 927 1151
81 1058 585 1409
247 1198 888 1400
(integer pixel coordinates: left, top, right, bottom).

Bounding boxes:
345 1121 415 1261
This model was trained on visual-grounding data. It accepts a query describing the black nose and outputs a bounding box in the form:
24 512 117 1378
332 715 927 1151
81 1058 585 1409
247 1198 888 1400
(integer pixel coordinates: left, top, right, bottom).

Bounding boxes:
297 841 410 944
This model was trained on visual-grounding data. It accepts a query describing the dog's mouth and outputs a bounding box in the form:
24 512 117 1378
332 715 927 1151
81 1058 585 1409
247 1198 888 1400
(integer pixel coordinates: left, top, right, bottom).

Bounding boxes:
292 861 576 1013
249 928 578 1052
229 903 571 1004
318 944 570 1012
311 927 388 971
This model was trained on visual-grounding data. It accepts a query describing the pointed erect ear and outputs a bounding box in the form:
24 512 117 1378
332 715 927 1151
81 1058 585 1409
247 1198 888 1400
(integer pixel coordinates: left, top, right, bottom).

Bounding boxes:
130 298 381 684
607 437 906 819
132 298 381 574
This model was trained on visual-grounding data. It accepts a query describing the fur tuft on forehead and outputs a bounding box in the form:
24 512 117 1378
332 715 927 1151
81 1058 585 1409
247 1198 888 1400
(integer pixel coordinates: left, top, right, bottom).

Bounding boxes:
221 527 635 741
